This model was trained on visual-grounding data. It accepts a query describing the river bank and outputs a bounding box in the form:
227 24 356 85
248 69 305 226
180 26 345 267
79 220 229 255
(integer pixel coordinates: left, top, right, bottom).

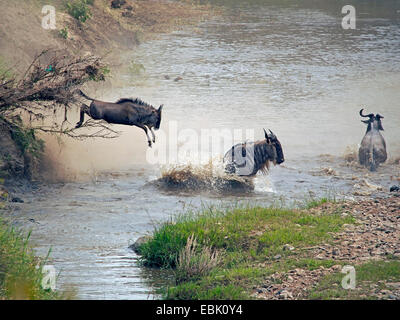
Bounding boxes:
0 0 216 300
0 0 217 185
0 0 215 68
0 212 69 299
136 193 400 300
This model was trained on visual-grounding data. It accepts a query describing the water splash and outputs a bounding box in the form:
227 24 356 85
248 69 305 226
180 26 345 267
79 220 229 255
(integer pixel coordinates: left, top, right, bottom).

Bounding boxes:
149 160 255 194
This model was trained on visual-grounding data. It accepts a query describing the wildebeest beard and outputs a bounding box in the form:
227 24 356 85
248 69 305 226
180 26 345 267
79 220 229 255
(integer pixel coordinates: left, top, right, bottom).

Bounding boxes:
155 112 161 129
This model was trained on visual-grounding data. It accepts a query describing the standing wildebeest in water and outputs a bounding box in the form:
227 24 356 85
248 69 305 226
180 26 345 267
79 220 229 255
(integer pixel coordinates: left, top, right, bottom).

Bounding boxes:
75 90 163 147
358 108 387 171
223 129 285 176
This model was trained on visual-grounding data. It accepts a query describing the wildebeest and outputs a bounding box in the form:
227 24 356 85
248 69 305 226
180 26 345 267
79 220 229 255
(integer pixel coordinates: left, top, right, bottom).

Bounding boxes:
75 90 163 147
358 108 387 171
223 129 284 176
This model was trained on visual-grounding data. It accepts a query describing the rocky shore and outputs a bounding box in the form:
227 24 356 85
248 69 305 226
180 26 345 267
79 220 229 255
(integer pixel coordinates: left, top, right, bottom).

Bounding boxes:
253 194 400 300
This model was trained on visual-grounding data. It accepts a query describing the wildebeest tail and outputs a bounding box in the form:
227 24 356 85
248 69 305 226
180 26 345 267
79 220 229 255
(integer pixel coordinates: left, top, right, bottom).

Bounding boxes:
76 89 95 101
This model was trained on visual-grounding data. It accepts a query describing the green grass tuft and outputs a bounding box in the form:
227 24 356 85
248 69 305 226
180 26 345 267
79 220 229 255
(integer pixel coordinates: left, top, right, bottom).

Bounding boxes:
0 219 70 299
66 0 93 23
305 197 329 209
165 282 248 300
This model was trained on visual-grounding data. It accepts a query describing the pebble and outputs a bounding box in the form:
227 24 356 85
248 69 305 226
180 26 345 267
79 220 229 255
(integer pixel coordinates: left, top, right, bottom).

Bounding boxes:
390 185 399 192
278 290 293 299
283 244 295 251
11 197 24 203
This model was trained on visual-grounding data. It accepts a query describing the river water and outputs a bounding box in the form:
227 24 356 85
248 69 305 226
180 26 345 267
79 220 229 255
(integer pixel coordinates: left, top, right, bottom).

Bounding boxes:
4 0 400 299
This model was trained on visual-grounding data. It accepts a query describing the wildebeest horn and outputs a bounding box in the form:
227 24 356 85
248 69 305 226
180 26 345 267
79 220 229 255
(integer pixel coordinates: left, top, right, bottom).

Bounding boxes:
268 129 276 138
158 105 163 112
263 128 270 143
359 108 373 118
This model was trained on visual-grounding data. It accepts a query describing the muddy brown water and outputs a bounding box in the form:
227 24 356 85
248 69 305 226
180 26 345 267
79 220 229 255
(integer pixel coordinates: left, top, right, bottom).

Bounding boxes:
3 0 400 299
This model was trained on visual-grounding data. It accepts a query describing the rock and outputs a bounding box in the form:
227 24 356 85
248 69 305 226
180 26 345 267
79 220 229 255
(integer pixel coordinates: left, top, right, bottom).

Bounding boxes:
278 290 293 299
273 254 282 260
331 265 342 271
283 244 295 251
111 0 126 9
387 282 400 290
294 268 305 275
122 11 133 18
129 235 152 253
390 185 400 192
11 197 24 203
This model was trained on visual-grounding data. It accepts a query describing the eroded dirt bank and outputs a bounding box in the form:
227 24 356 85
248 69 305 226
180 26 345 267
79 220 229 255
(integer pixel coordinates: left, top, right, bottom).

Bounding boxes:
0 0 214 68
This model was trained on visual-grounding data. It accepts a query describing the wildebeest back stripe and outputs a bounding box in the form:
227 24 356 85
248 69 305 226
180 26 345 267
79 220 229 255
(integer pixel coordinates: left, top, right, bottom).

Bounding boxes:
116 98 154 108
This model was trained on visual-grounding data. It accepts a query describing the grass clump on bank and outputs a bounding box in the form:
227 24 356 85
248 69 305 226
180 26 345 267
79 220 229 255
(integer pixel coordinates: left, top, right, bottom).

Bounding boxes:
0 219 64 299
175 234 221 283
66 0 93 23
138 201 355 300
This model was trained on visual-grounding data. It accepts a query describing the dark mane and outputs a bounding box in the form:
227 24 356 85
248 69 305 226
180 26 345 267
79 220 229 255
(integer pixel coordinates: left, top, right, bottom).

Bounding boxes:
115 97 153 108
254 141 272 174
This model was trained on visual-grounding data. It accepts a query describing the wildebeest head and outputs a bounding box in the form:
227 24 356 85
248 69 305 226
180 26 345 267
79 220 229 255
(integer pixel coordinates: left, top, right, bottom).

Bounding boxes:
264 128 284 164
375 113 384 131
359 108 384 132
154 105 163 130
224 128 285 176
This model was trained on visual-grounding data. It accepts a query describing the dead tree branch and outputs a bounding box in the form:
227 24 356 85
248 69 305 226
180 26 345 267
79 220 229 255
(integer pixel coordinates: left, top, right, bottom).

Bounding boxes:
0 49 119 139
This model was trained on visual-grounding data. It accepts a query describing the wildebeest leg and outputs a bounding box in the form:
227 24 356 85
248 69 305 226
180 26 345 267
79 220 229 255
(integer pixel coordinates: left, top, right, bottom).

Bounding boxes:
75 104 90 128
150 127 156 143
134 124 152 147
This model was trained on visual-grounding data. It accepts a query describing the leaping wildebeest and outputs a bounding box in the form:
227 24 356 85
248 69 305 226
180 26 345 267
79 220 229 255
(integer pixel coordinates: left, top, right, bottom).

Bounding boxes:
358 108 387 171
223 129 285 176
75 90 163 147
